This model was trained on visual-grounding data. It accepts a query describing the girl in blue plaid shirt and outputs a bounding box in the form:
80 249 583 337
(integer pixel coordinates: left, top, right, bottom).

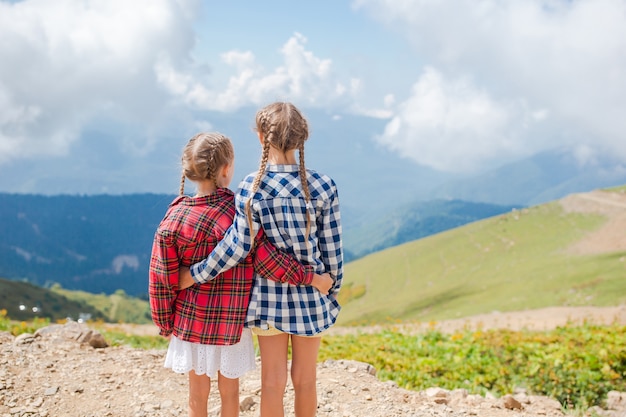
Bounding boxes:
181 102 343 417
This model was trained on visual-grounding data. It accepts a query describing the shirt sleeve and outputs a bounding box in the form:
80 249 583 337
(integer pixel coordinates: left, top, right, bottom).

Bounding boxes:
318 181 343 296
190 187 255 283
148 230 179 337
252 228 314 285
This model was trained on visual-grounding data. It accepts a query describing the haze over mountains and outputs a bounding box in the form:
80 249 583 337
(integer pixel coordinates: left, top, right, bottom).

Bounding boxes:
1 107 625 222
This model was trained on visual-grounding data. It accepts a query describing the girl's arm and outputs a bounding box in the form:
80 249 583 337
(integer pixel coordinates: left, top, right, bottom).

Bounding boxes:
148 231 178 337
253 228 334 293
253 228 314 285
317 181 343 296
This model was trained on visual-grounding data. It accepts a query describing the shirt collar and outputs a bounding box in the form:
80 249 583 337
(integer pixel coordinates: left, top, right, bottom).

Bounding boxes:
171 188 233 207
266 164 299 173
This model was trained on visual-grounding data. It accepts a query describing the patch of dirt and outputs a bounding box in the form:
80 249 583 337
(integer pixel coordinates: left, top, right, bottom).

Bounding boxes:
325 305 626 336
560 189 626 255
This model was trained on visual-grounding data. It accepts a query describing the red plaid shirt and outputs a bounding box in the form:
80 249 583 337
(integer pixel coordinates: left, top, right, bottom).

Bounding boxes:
148 189 314 345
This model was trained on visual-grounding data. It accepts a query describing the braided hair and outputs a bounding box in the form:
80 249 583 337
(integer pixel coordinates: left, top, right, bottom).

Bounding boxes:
179 132 234 195
246 102 312 247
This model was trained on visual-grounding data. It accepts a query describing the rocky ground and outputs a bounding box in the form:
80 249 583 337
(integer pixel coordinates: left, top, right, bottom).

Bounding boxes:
1 316 625 417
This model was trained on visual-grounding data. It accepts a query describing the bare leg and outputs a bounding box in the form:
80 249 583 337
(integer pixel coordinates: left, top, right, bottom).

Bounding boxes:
217 372 240 417
290 335 321 417
188 371 211 417
257 333 290 417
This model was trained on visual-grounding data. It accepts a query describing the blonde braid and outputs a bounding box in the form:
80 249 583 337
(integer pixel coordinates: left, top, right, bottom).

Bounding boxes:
245 137 271 250
298 142 311 240
202 138 219 188
179 173 186 196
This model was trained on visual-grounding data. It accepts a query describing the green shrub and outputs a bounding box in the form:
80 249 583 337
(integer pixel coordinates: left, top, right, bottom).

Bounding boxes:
0 309 50 336
319 324 626 410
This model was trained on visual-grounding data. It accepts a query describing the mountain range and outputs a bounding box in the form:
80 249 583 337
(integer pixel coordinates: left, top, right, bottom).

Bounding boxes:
0 192 515 296
1 107 625 223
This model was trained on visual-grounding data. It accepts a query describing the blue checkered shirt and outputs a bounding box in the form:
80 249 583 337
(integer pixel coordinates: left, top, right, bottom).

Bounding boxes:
190 164 343 335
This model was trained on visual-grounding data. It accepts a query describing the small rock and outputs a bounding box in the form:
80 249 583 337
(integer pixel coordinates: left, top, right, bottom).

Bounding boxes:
502 394 523 410
240 396 255 412
14 333 35 345
88 333 108 349
31 397 44 407
606 390 626 410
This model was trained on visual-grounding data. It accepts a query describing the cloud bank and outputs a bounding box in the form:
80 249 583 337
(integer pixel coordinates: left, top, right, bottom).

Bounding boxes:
1 0 625 177
356 0 626 172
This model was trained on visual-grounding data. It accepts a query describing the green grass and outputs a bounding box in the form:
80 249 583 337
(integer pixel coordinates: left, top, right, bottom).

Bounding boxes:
51 286 152 324
339 200 626 325
95 325 168 349
319 324 626 411
0 310 51 335
604 185 626 192
0 309 166 349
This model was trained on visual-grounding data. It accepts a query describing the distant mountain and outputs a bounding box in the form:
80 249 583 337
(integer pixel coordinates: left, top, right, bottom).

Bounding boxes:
0 193 174 296
3 185 624 326
432 147 626 206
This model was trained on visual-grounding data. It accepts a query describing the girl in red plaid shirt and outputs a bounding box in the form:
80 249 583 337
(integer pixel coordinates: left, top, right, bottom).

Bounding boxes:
149 132 332 417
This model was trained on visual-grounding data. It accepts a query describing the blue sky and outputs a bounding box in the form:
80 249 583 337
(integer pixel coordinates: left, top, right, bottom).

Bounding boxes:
1 0 625 194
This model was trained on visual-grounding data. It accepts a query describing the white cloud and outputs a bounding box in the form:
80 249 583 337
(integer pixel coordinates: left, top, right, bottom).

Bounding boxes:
355 0 626 172
0 0 196 164
376 67 541 172
156 32 360 112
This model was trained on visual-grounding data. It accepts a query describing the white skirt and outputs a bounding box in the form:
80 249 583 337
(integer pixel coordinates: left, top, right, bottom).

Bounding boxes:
164 328 256 379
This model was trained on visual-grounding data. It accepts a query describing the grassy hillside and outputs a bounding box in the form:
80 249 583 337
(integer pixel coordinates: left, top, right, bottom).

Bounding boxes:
51 285 152 324
343 199 519 260
338 187 626 325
